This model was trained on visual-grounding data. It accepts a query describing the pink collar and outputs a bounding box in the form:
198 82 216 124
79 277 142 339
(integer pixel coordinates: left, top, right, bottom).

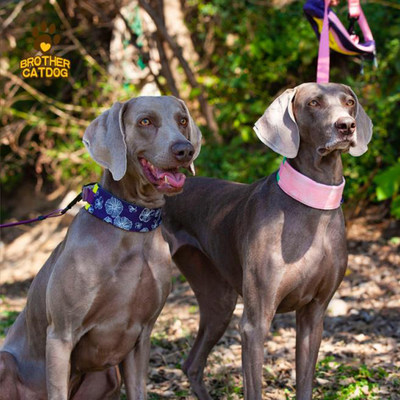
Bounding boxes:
277 159 345 210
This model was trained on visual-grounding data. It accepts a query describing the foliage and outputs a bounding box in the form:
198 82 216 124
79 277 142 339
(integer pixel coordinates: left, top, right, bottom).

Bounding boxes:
0 310 19 338
1 0 399 218
283 355 396 399
190 0 400 217
373 160 400 218
0 0 133 197
311 355 395 399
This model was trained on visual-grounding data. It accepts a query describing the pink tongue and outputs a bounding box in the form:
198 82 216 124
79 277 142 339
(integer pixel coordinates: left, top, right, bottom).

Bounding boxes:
162 171 185 187
154 168 185 188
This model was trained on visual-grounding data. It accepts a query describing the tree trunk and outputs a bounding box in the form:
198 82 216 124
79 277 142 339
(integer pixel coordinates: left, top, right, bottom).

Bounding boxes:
138 0 222 142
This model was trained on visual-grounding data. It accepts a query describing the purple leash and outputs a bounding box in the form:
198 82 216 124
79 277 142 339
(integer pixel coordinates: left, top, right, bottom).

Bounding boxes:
0 190 84 229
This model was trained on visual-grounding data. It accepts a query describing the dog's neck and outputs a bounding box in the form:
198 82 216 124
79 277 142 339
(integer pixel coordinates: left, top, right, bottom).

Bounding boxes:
100 169 165 209
290 146 343 186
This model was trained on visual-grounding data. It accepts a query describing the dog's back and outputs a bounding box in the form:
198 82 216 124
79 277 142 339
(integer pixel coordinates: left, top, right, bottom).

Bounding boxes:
160 83 372 400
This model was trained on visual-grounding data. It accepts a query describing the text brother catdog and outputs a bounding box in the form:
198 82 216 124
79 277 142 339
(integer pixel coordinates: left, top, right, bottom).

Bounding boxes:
20 55 70 78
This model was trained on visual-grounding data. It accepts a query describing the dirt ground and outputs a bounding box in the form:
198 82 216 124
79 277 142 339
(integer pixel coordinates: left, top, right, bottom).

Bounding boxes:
0 201 399 399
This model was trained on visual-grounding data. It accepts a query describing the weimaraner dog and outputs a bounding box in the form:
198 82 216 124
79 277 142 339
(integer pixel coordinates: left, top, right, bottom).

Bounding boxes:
0 96 201 400
162 83 372 399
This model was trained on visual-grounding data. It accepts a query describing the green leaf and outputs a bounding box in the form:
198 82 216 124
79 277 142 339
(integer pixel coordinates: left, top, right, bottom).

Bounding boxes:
373 162 400 200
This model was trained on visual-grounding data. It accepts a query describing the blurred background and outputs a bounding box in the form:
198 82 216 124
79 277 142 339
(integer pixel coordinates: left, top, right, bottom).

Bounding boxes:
1 0 399 398
1 0 399 219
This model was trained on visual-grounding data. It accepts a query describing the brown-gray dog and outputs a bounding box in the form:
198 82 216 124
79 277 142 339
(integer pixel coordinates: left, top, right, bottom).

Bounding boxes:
0 96 201 400
162 83 372 400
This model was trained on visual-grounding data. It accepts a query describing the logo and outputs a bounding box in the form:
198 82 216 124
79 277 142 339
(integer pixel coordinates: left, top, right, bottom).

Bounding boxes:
20 22 70 79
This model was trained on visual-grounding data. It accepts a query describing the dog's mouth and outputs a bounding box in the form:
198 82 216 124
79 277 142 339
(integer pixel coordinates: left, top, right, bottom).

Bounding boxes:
317 138 356 156
139 158 187 194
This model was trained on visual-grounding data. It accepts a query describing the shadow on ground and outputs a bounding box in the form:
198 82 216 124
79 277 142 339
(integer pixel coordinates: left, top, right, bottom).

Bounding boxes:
0 215 399 399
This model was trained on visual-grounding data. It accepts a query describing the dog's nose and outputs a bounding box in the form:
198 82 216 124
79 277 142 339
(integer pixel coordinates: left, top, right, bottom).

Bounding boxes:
335 117 356 135
171 141 194 162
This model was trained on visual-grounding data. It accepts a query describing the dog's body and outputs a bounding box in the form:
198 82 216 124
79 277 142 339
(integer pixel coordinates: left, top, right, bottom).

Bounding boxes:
0 96 201 400
2 210 171 400
162 83 372 399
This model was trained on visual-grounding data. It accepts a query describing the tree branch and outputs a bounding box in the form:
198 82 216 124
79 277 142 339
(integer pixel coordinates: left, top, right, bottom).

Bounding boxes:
138 0 222 142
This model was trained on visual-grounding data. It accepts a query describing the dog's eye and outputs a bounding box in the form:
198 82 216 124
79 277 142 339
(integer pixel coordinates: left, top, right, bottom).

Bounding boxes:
346 99 355 106
139 118 151 126
308 100 319 107
180 117 188 126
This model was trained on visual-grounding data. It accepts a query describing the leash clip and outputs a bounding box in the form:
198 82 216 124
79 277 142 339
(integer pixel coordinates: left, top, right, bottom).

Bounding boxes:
347 15 359 36
60 192 83 215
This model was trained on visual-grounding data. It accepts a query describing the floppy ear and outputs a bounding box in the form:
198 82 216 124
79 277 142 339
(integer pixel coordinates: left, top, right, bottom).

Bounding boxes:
253 88 299 158
83 101 128 181
346 87 373 157
178 99 202 175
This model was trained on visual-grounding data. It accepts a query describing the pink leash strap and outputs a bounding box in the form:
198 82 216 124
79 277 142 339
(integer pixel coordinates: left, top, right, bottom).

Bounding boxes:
317 0 375 83
348 0 374 43
316 0 330 83
358 9 374 42
348 0 361 18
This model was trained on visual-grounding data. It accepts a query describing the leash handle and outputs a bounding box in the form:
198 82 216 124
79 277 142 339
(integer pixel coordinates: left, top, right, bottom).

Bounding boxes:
357 8 374 42
316 0 330 83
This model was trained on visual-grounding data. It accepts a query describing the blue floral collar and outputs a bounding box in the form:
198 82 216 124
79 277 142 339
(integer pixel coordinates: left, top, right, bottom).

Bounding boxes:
82 183 162 232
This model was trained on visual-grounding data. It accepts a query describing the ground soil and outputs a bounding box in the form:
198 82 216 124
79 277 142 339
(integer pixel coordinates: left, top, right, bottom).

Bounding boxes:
0 203 399 399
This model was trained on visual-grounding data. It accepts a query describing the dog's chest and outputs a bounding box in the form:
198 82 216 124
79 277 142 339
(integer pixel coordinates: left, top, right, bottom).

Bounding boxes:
71 233 172 371
274 212 347 312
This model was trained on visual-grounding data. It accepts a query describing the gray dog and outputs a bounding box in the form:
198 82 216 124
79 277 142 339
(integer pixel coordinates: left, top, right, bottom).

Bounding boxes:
0 96 201 400
162 83 372 400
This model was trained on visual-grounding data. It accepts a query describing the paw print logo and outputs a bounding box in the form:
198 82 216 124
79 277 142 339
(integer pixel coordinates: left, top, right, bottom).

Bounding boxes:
32 22 60 53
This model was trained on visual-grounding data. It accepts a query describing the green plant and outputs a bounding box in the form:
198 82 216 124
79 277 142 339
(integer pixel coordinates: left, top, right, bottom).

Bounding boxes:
2 0 399 219
374 160 400 218
0 310 19 338
314 356 392 399
189 0 400 218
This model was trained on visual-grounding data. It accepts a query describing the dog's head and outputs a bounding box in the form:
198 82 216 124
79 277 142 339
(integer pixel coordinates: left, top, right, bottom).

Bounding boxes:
254 82 372 158
83 96 202 194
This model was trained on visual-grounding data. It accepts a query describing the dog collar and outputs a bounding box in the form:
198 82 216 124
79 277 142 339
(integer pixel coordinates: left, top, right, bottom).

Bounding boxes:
82 183 162 232
276 158 345 210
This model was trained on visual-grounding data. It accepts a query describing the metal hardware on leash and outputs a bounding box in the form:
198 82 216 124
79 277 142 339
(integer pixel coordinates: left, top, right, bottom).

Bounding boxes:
347 16 359 37
60 191 83 214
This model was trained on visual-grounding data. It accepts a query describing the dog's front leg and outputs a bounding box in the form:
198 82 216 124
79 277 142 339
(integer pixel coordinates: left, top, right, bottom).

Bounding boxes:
120 329 152 400
240 264 277 400
295 300 327 400
46 326 73 400
240 310 274 399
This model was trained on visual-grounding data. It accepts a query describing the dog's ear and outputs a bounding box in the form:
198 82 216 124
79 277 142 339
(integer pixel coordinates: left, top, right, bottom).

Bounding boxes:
83 101 128 181
187 116 202 175
253 88 299 158
346 87 373 157
177 99 202 175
